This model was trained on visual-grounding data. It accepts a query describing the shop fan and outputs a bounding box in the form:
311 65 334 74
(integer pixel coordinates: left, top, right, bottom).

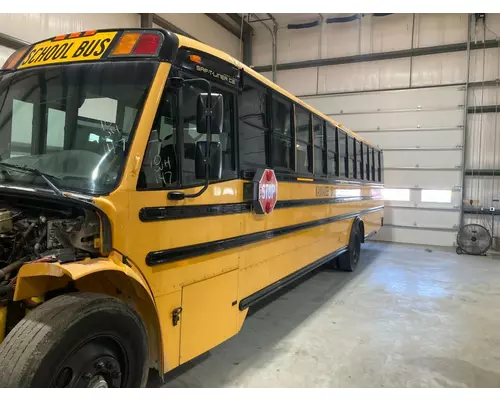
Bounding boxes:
456 223 492 255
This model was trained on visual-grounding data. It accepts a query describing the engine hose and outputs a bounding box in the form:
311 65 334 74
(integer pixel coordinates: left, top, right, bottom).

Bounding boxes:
0 257 29 281
0 283 12 295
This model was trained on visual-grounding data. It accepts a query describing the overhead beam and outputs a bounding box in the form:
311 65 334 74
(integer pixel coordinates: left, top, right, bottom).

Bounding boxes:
226 13 253 34
152 14 197 40
205 13 241 39
0 32 29 50
254 39 500 73
140 13 153 28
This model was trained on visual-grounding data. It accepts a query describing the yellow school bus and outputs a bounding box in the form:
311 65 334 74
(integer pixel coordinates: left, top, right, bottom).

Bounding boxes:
0 28 384 387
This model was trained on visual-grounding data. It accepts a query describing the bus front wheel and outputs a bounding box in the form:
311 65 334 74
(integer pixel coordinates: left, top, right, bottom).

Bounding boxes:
0 292 148 388
336 222 362 272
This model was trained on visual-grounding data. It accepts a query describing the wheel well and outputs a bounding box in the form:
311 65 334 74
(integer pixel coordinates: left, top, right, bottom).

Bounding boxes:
355 217 365 243
75 271 162 372
13 270 163 374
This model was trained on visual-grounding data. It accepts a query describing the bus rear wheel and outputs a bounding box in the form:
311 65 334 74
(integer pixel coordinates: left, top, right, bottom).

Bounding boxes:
336 222 362 272
0 292 148 388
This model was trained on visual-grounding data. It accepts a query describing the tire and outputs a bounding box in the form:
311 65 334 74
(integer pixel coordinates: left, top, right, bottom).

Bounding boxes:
0 292 148 388
337 222 362 272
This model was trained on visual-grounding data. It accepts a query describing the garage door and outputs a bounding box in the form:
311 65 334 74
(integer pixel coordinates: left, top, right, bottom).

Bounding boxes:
302 86 466 247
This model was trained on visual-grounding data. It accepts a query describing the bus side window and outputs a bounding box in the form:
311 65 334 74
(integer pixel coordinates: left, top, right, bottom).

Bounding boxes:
137 91 177 190
347 135 355 179
270 95 293 170
326 124 337 177
313 116 326 176
355 140 363 180
363 143 370 181
338 129 347 178
375 150 382 182
239 77 268 168
295 106 312 174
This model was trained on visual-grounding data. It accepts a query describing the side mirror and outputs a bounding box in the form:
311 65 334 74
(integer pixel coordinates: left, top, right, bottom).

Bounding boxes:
197 93 223 135
195 141 222 180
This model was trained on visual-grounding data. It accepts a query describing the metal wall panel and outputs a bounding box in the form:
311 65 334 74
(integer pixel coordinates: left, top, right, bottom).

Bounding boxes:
375 226 457 247
335 109 463 132
360 129 463 148
384 149 462 168
384 169 462 189
384 207 459 228
0 14 140 44
466 113 500 170
304 85 465 113
0 45 13 65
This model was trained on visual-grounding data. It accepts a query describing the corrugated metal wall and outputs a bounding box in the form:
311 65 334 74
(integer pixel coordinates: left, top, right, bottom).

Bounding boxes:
0 13 241 61
252 13 500 247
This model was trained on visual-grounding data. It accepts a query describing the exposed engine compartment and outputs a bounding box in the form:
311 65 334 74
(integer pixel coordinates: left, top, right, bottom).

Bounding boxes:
0 197 101 303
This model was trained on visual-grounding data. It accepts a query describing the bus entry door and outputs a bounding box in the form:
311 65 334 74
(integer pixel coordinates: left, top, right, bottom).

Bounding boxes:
179 269 239 364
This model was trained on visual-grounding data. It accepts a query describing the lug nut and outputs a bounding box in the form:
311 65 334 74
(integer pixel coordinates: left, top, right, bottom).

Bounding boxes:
106 362 114 370
112 371 121 379
95 361 105 370
83 373 92 381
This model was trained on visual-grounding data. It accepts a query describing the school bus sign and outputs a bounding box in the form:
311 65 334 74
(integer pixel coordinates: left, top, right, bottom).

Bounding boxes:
18 31 117 69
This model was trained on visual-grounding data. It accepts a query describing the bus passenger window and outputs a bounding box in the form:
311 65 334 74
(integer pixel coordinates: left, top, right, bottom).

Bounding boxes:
371 148 376 181
295 107 311 174
326 124 337 177
313 116 326 176
347 135 355 179
239 79 267 167
375 150 381 182
338 129 347 178
271 96 292 169
363 144 370 181
355 140 363 180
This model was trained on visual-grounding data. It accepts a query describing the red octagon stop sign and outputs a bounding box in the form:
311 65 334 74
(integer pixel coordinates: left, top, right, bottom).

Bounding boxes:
253 168 278 214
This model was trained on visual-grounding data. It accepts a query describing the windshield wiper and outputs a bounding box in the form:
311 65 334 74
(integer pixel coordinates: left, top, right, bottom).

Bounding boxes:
0 162 64 197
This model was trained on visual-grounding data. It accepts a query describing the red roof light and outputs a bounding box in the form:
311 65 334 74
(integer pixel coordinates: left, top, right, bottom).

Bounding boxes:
133 33 160 55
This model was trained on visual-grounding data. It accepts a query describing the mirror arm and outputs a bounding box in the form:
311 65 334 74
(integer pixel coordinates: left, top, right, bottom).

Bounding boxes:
167 77 212 201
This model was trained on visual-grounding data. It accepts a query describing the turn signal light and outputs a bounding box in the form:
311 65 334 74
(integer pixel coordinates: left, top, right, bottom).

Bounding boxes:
112 32 140 55
189 55 201 63
2 47 30 70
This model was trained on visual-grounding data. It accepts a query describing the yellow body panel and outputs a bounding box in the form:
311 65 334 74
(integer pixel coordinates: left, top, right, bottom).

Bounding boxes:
0 306 6 343
180 270 239 364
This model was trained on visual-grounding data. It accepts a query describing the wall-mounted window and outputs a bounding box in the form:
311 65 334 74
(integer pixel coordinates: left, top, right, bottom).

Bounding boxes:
271 96 292 169
383 188 410 201
338 129 347 178
295 106 311 174
421 190 451 203
239 77 268 167
375 150 382 182
326 124 338 177
313 116 326 176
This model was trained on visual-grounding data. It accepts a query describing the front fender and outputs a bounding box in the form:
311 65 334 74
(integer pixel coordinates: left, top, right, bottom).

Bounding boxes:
12 252 164 371
13 251 150 301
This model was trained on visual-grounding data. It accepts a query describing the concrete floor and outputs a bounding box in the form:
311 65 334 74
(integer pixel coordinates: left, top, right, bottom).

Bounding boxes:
154 242 500 388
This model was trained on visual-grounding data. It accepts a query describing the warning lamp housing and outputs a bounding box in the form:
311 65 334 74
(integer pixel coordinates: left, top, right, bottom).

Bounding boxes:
110 31 164 58
1 46 30 70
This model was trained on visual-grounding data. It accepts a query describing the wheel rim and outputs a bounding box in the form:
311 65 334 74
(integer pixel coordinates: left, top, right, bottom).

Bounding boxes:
51 336 126 388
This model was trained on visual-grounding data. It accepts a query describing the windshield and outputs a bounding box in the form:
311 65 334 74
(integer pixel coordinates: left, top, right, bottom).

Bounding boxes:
0 61 158 195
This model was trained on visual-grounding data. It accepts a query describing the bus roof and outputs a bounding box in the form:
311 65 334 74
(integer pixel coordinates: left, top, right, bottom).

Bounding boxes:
174 34 375 148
